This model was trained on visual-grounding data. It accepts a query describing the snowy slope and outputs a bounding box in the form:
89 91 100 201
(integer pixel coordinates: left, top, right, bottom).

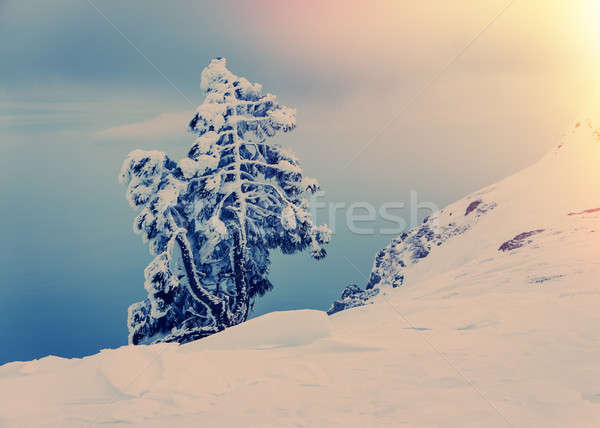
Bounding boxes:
330 119 600 314
2 120 600 427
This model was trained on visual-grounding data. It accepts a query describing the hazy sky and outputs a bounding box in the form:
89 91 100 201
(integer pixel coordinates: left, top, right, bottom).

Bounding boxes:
2 0 599 364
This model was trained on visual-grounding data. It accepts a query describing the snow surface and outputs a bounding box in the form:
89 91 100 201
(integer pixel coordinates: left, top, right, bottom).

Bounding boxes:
2 120 600 427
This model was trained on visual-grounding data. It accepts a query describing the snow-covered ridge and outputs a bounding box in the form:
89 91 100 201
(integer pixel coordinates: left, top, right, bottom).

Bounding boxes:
329 119 600 314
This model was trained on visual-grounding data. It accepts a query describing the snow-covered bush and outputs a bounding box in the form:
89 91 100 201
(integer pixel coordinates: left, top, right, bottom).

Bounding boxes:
120 58 331 345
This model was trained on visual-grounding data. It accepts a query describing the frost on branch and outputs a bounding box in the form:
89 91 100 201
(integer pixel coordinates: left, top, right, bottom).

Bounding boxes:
121 58 331 345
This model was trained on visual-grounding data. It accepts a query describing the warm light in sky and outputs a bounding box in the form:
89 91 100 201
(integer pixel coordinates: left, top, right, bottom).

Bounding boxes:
243 1 600 77
587 0 600 40
582 0 600 53
580 0 600 112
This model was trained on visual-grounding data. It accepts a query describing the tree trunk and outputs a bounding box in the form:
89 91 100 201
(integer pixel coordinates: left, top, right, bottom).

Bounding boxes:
230 228 250 323
168 210 249 336
173 232 228 328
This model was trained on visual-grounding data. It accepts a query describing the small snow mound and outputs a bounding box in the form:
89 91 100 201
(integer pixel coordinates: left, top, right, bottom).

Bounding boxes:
182 310 331 351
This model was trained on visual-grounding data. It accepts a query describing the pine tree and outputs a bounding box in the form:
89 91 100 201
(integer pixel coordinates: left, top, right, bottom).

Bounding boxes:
120 58 331 345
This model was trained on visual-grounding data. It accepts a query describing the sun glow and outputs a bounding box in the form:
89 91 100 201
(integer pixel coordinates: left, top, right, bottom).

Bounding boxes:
582 0 600 115
584 1 600 62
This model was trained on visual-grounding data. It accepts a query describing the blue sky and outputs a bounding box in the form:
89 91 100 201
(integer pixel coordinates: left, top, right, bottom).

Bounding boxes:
1 0 597 364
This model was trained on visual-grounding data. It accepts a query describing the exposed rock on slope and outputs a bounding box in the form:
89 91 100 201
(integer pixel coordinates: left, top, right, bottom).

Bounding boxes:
329 194 498 314
329 119 600 314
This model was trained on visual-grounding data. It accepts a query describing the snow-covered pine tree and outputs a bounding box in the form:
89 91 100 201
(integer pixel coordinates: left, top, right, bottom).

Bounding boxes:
120 58 331 345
